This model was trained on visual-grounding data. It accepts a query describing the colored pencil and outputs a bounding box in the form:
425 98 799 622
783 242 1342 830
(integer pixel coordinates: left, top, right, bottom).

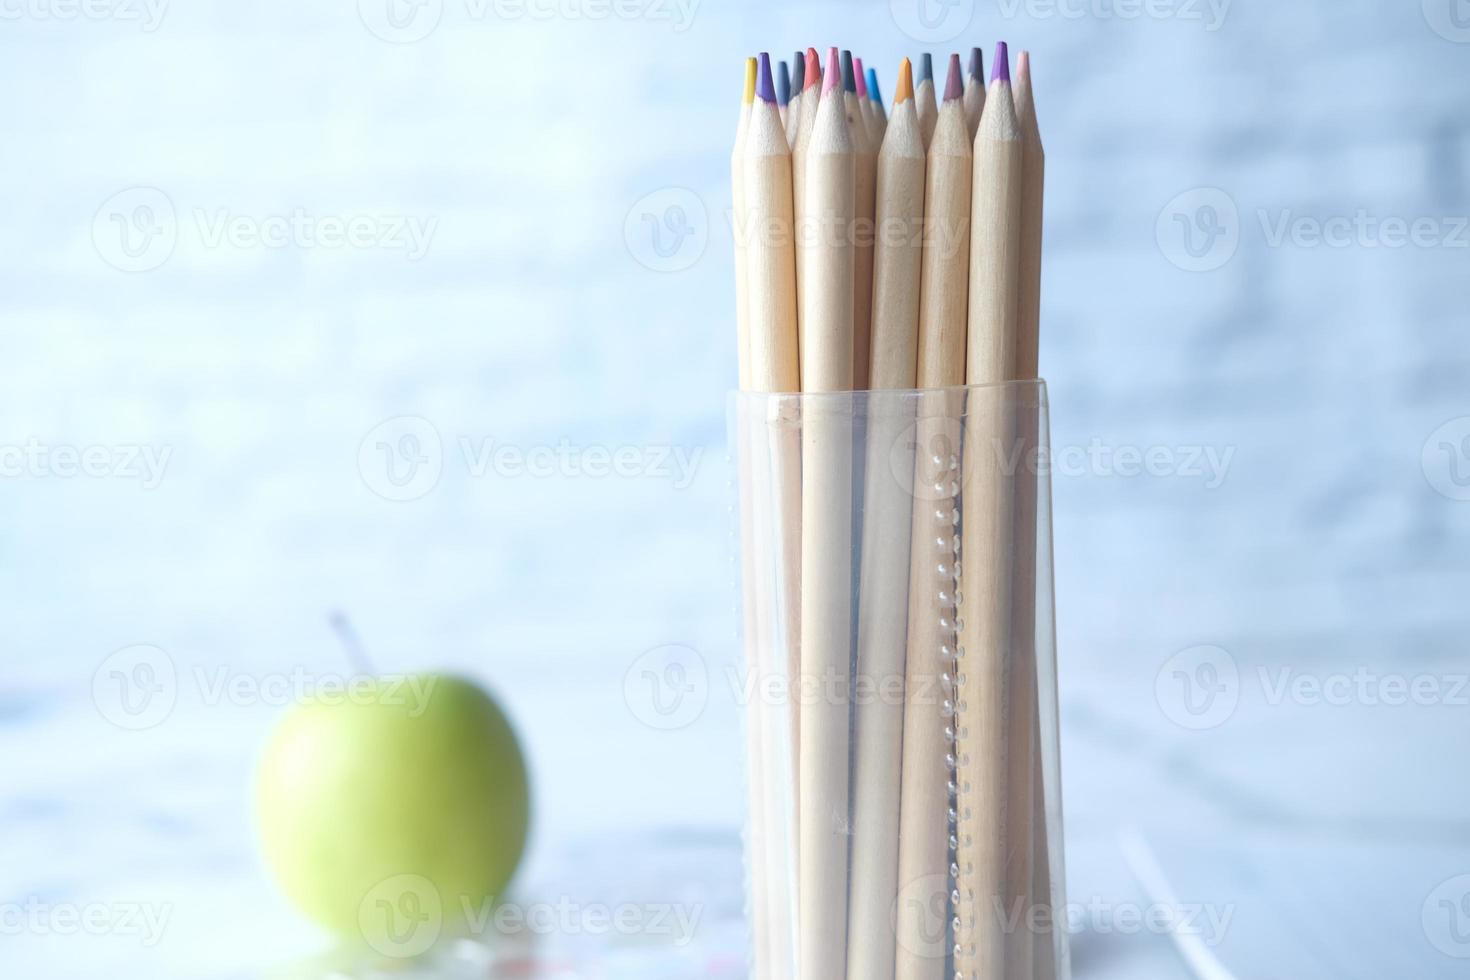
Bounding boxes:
846 55 925 980
733 56 756 388
964 46 986 140
844 50 878 389
776 59 791 127
894 53 973 980
793 47 822 345
798 47 856 980
866 65 887 128
915 53 938 149
867 58 924 393
1014 49 1061 980
955 42 1024 980
786 51 806 149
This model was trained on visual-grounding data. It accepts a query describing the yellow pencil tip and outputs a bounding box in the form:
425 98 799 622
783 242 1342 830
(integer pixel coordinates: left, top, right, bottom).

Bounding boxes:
895 58 913 103
743 57 757 103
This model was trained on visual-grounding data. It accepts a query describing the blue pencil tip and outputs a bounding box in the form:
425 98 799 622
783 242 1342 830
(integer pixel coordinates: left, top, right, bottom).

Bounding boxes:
920 52 933 82
866 66 882 105
841 50 856 93
756 52 777 104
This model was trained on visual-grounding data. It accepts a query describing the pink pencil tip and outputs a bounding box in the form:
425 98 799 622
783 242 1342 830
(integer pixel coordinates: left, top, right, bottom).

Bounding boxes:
854 56 867 97
823 48 841 94
1017 50 1031 78
944 52 963 101
804 47 821 90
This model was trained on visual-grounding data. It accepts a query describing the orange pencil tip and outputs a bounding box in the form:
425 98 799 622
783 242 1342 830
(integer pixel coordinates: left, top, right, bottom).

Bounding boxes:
895 58 913 103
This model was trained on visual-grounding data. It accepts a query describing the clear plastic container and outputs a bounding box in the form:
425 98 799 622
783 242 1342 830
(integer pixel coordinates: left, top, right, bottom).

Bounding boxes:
729 382 1069 980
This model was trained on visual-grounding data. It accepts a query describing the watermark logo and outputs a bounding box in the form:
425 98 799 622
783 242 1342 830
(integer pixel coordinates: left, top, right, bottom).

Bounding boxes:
889 0 974 42
93 187 177 273
92 644 178 731
624 644 708 730
1157 188 1239 272
358 416 444 502
358 0 443 42
891 415 965 503
93 188 436 271
1423 874 1470 958
359 874 443 958
1155 645 1239 730
0 0 168 31
893 873 951 960
1423 0 1470 43
625 188 707 273
1422 417 1470 501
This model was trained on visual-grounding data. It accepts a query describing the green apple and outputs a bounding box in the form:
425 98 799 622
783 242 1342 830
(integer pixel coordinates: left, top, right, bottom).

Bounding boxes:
255 674 530 951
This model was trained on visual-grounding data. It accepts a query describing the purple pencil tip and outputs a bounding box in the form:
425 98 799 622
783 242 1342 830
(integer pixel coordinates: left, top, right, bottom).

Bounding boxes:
756 52 777 104
944 53 963 101
969 46 983 81
991 42 1010 85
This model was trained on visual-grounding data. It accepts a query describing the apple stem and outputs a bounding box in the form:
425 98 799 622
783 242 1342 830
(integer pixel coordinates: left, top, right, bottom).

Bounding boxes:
329 611 377 676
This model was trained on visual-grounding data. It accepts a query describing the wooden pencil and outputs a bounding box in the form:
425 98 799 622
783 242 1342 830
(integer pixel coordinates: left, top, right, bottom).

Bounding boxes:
854 56 881 144
963 47 985 141
733 56 756 388
744 52 802 980
843 51 878 389
915 53 938 149
955 42 1024 980
798 47 856 980
867 59 924 393
858 64 882 130
894 52 972 980
846 56 925 980
776 59 791 128
793 47 822 347
1013 48 1059 980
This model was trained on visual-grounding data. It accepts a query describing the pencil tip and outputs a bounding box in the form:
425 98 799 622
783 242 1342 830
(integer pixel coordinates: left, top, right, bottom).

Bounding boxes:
841 50 856 93
896 58 913 103
791 51 804 90
756 52 777 104
824 47 841 95
920 52 933 83
776 60 790 105
1017 49 1031 83
743 57 757 103
866 66 882 105
991 42 1010 85
944 52 963 101
854 56 867 98
805 48 822 91
969 46 983 81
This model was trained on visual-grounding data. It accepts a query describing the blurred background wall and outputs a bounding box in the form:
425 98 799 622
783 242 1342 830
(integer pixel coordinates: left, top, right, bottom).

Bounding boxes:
1 0 1468 976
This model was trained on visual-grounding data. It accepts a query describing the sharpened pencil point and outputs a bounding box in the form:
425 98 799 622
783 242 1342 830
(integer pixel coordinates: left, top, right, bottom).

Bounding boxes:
969 46 983 81
920 52 933 83
776 59 790 106
823 47 841 95
805 48 821 91
743 57 757 103
792 51 805 92
854 56 868 98
944 52 963 101
866 66 882 105
896 58 913 103
1017 49 1031 84
992 42 1010 85
756 52 777 104
841 50 856 93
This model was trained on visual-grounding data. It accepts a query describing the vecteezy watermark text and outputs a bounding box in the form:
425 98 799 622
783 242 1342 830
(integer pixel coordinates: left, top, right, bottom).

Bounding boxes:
93 187 437 273
356 874 704 959
0 439 171 489
0 0 167 30
0 898 172 946
357 0 699 44
358 416 704 502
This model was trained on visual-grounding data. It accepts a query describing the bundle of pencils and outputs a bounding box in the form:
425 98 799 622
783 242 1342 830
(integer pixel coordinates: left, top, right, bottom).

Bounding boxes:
733 42 1053 980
